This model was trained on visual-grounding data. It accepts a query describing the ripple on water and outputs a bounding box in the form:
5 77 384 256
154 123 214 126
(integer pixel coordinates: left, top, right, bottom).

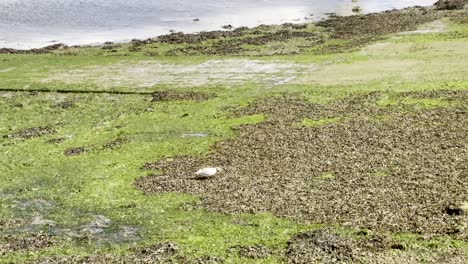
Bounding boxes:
0 0 438 49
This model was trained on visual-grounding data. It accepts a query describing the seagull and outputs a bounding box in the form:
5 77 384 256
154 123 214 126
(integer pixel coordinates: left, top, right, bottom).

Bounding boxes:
194 167 221 180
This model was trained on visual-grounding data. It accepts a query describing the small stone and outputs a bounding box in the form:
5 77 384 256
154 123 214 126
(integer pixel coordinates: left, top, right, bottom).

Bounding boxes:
390 243 406 250
195 167 219 179
445 205 464 216
352 6 362 13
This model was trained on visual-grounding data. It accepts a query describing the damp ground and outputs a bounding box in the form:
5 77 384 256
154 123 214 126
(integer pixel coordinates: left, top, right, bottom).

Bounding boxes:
1 3 468 263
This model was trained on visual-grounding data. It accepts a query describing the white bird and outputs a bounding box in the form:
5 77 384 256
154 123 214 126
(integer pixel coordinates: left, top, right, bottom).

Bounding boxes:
194 167 221 179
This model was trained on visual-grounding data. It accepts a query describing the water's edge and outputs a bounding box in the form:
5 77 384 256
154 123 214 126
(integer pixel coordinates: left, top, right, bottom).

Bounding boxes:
0 1 439 51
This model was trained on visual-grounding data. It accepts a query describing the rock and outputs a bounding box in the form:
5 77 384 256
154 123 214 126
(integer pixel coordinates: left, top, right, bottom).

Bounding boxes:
195 167 219 179
352 6 362 13
390 243 406 250
445 205 464 216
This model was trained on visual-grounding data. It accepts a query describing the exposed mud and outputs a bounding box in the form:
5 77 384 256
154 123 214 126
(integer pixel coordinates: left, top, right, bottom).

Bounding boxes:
4 126 56 140
151 91 214 102
0 232 55 256
137 90 468 238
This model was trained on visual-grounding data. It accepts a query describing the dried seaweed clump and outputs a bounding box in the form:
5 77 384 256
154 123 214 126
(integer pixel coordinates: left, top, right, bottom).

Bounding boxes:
434 0 468 10
286 228 356 264
0 232 55 256
151 91 214 102
137 91 468 238
4 126 56 139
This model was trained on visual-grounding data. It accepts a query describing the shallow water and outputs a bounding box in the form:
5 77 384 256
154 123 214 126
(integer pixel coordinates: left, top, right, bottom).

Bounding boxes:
0 0 437 49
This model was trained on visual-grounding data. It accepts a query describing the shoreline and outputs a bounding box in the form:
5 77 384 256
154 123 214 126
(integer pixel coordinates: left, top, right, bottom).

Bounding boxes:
0 1 459 54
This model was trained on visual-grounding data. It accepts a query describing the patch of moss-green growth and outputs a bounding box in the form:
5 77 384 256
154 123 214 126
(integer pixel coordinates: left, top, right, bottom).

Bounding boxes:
0 91 290 263
318 172 336 180
300 117 342 127
392 232 468 251
377 97 451 108
372 115 394 124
